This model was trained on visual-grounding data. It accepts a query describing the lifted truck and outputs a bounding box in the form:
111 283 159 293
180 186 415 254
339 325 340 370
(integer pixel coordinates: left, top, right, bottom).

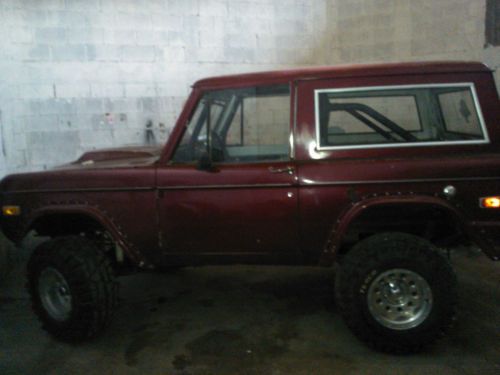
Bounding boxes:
1 61 499 353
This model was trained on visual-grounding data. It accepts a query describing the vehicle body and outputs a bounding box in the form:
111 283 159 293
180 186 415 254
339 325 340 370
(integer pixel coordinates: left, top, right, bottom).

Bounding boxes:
1 61 499 353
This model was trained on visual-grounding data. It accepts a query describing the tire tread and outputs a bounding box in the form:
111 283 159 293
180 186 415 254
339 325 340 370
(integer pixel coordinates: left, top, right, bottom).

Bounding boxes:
335 232 457 354
27 236 118 341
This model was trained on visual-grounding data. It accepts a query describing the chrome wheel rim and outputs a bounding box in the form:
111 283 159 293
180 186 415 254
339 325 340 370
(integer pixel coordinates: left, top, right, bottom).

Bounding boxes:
38 267 72 322
367 268 432 330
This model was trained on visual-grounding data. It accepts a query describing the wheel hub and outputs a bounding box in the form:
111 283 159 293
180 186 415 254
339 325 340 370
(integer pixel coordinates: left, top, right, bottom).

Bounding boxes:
38 267 72 322
367 268 433 330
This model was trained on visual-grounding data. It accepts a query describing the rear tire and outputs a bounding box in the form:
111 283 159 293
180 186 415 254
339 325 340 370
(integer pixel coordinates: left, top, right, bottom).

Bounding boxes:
27 236 118 341
335 232 456 354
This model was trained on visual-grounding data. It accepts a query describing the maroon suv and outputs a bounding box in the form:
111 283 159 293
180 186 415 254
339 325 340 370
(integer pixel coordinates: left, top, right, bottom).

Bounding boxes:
1 61 499 353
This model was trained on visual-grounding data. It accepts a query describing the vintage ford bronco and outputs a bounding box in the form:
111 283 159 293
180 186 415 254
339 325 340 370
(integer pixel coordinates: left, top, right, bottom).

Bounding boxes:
1 61 499 353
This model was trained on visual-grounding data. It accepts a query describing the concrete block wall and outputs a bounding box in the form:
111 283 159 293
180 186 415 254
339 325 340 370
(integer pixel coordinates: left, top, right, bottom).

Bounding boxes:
0 0 498 176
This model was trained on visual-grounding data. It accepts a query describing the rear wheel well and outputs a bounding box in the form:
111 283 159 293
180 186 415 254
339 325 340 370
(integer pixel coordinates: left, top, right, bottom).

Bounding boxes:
338 204 466 257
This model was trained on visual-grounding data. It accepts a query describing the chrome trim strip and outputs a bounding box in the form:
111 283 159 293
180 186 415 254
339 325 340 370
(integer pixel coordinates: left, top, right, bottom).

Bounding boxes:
314 139 489 152
300 176 499 187
9 176 496 193
290 82 298 160
158 183 292 190
314 83 490 151
469 83 490 142
5 187 154 194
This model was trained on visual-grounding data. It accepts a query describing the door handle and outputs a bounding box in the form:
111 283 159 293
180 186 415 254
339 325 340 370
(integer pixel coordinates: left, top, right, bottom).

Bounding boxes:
268 166 295 175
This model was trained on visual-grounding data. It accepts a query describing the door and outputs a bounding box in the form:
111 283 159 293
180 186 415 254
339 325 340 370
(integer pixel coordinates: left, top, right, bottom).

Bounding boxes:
156 84 300 264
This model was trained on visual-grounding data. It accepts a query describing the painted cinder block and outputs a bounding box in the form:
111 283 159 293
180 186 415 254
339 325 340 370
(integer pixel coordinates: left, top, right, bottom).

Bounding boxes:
64 0 101 12
86 44 121 62
16 84 54 100
50 44 87 61
25 45 51 62
24 114 60 132
35 27 66 43
9 27 33 43
114 12 153 30
65 28 104 44
55 83 92 98
18 0 66 11
166 0 200 16
102 30 137 45
119 45 158 62
26 130 80 166
45 11 92 28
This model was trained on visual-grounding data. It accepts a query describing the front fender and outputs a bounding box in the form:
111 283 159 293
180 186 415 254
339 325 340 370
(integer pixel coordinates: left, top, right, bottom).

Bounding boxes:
18 203 152 267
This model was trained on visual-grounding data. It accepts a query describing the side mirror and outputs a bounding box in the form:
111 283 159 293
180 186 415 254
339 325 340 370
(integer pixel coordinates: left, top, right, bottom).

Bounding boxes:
197 152 213 171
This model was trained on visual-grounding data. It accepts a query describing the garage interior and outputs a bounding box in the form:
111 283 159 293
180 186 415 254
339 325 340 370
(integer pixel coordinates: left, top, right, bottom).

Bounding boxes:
0 1 499 374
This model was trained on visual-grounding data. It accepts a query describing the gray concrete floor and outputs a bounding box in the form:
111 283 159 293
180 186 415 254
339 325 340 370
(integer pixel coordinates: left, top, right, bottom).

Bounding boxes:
0 243 499 375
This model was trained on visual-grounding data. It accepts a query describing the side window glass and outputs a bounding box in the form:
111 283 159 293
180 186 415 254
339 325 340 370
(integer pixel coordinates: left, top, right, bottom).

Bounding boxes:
324 95 421 145
172 85 290 164
316 85 487 149
226 104 242 146
438 89 481 136
171 97 209 163
225 89 290 162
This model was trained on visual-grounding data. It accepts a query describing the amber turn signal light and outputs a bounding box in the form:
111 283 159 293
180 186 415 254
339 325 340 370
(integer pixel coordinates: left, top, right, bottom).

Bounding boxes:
480 197 500 208
2 205 21 216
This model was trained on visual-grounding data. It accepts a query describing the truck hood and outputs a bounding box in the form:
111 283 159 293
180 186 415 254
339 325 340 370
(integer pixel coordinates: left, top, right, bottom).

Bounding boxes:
0 146 160 193
58 145 162 169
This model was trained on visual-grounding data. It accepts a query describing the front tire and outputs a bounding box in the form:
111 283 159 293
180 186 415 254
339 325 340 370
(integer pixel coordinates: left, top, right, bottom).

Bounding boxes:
335 232 456 353
27 236 118 341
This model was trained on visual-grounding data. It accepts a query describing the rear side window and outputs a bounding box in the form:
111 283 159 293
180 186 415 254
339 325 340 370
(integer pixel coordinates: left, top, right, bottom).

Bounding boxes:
438 90 482 136
315 84 488 150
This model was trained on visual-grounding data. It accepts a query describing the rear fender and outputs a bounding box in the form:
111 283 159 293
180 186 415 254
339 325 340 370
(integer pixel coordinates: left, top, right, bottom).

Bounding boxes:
320 194 468 265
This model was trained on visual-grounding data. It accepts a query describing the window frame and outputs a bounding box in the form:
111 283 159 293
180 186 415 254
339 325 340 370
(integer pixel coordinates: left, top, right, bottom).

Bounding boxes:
170 83 293 165
314 83 490 151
